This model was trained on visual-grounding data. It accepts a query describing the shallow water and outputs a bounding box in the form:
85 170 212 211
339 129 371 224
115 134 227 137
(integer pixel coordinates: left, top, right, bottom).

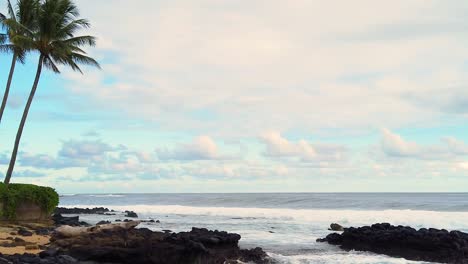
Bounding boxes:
60 193 468 263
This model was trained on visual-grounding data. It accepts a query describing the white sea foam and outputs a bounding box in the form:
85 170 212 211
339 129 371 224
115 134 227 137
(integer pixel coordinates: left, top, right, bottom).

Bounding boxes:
268 252 435 264
64 204 468 231
86 194 125 197
62 203 458 264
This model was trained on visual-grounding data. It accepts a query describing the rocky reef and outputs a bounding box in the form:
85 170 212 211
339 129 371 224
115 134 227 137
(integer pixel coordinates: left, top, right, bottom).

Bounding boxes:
318 223 468 264
0 207 271 264
54 207 113 215
47 226 270 264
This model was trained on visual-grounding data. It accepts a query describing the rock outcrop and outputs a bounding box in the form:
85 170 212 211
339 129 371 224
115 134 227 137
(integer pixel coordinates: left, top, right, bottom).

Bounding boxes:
124 210 138 218
54 207 112 215
52 214 89 227
318 223 468 264
49 226 271 264
328 223 344 231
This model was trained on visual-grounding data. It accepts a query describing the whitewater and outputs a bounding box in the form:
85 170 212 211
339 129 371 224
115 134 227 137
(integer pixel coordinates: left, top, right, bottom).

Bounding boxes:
59 193 468 264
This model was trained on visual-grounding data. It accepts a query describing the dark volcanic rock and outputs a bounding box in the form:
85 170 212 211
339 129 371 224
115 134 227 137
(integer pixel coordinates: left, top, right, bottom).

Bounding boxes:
17 228 33 237
317 223 468 263
124 210 138 218
52 214 89 227
328 223 344 231
50 226 271 264
35 228 50 236
54 207 111 215
0 252 78 263
96 220 111 225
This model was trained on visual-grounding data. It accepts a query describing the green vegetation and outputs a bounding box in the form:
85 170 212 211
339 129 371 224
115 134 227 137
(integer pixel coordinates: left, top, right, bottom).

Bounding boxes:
0 183 59 219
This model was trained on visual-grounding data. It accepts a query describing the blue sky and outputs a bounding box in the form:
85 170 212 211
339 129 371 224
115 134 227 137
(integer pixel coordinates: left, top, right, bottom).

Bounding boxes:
1 0 468 193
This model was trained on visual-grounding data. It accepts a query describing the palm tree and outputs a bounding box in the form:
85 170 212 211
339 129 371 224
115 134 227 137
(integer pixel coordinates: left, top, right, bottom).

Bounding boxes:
3 0 100 184
0 0 39 125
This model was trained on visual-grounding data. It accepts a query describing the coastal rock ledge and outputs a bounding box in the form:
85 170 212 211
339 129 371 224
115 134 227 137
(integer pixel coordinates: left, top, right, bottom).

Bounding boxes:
48 226 271 264
317 223 468 264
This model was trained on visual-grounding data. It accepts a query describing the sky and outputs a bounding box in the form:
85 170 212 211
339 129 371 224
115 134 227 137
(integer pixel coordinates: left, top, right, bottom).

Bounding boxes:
0 0 468 193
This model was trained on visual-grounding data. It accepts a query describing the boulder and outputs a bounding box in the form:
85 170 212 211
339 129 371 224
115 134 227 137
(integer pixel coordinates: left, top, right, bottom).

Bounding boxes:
52 214 89 227
124 210 138 218
317 223 468 263
18 227 33 236
328 223 344 231
50 226 271 264
54 207 111 215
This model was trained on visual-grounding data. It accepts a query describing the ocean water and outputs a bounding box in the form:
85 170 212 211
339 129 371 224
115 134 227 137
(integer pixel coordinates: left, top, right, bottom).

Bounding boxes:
59 193 468 264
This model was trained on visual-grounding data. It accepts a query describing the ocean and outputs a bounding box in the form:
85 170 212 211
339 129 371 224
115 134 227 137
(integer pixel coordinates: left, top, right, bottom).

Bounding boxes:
59 193 468 264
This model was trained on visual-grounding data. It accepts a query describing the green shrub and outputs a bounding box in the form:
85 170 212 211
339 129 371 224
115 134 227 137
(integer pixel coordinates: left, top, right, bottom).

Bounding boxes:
0 183 59 219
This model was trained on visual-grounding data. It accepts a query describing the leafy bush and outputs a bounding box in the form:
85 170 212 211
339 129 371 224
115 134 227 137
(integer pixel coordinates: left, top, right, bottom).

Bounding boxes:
0 183 59 219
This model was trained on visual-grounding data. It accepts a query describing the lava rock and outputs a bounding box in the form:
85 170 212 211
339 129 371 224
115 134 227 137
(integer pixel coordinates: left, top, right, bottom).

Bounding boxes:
54 207 111 215
124 211 138 218
96 220 111 225
52 214 89 227
50 226 271 264
328 223 344 231
35 228 50 235
39 248 59 258
17 228 33 237
317 223 468 263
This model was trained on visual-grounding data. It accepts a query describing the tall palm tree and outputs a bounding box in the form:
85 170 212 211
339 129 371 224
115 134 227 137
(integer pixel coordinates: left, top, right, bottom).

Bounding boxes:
3 0 100 184
0 0 39 125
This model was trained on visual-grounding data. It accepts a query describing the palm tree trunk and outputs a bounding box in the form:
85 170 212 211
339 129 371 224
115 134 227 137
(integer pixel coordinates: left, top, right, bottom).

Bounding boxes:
4 55 44 185
0 54 18 125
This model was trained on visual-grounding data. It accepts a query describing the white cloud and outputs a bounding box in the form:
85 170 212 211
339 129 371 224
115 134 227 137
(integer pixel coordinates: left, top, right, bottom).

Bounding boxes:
444 137 468 155
379 128 468 160
261 132 317 160
56 0 468 137
156 136 231 161
261 131 347 163
58 139 114 159
381 128 420 157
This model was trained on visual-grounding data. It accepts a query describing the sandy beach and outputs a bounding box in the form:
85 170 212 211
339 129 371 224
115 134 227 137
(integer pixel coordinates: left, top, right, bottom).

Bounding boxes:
0 223 50 255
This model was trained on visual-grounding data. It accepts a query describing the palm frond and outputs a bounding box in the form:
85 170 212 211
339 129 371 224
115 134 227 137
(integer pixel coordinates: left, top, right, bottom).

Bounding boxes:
69 52 100 69
16 49 27 64
56 18 90 38
0 44 15 53
17 0 40 29
63 35 96 46
7 0 16 22
9 34 35 50
3 18 35 38
43 56 60 73
0 33 7 45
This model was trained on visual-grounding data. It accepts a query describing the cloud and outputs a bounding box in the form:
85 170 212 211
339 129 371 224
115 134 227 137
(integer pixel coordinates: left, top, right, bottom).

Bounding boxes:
58 139 114 159
379 129 468 160
444 137 468 155
0 153 8 165
381 128 420 157
260 131 347 163
261 132 317 160
19 153 73 169
156 136 234 161
14 170 46 178
19 139 119 169
57 0 468 137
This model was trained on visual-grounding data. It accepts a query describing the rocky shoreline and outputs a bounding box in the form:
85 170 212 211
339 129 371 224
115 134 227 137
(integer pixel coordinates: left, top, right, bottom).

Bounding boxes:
318 223 468 264
0 207 272 264
5 208 468 264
